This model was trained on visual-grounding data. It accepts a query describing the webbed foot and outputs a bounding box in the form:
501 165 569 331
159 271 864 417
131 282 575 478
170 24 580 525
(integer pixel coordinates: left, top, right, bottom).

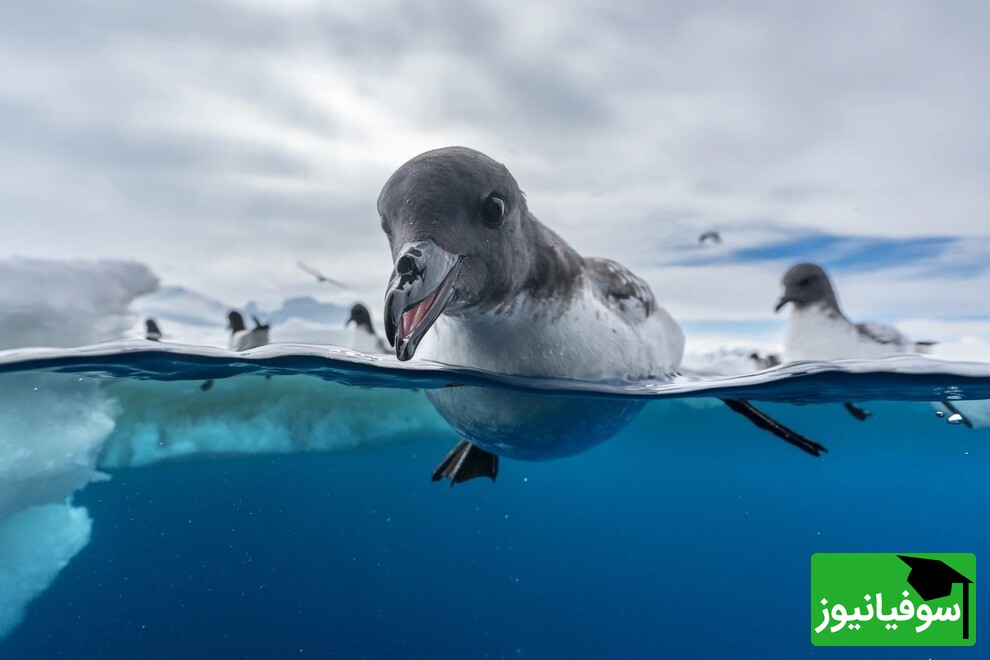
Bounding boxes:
431 440 499 486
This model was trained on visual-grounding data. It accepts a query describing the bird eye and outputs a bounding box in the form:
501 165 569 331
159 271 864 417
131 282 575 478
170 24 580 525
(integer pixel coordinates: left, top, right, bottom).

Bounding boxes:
481 193 506 226
797 276 815 287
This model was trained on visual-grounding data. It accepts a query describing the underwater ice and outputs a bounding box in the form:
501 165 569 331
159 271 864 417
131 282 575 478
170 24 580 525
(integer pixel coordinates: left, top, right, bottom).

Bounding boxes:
0 258 154 635
2 257 990 640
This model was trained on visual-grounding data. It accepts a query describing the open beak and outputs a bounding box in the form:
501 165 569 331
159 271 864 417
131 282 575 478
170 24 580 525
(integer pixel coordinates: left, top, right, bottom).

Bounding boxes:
384 240 463 361
774 296 794 313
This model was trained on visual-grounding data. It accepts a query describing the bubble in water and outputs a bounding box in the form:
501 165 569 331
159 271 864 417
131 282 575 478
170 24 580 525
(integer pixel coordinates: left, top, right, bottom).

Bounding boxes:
936 411 945 418
947 413 964 425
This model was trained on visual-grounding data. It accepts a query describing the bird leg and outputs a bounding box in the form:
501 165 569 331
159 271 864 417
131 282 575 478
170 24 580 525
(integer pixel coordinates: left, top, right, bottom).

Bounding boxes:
431 440 499 486
843 402 872 421
721 399 828 456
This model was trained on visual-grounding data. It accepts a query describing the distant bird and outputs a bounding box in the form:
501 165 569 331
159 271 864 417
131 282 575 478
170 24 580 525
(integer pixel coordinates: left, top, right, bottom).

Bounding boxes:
698 231 722 245
145 319 163 342
201 311 272 392
748 351 781 370
227 311 270 351
297 261 348 288
775 263 936 361
345 303 388 354
774 262 957 424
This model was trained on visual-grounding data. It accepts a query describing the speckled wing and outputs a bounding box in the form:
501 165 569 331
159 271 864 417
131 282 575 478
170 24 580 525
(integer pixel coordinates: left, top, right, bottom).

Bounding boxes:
585 258 656 323
855 322 908 346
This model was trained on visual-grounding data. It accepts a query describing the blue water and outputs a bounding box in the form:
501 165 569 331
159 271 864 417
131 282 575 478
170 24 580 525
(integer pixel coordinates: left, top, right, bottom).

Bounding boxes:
1 345 989 658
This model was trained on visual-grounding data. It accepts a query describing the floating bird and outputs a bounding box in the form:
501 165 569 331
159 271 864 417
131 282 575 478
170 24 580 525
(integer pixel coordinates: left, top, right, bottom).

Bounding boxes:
379 147 826 484
297 261 347 288
775 263 936 360
774 262 959 424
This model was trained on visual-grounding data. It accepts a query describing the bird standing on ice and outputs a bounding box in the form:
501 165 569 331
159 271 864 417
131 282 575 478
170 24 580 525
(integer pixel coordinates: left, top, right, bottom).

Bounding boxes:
227 310 270 351
345 303 388 354
201 311 271 392
379 147 826 484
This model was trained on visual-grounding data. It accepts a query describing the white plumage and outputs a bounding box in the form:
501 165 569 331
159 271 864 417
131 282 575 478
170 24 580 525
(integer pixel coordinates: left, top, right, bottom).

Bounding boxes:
783 305 930 362
417 285 684 383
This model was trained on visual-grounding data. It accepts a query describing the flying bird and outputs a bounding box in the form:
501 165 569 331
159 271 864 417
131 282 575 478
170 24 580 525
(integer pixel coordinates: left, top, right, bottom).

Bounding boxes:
297 260 348 288
698 231 722 245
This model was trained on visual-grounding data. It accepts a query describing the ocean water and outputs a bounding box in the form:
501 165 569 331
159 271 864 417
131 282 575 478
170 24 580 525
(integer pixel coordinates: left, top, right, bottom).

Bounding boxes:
1 343 989 659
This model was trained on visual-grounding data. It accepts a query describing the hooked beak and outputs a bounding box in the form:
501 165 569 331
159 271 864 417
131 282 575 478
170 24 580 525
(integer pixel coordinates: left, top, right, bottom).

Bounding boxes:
774 296 794 313
344 313 355 328
384 240 463 361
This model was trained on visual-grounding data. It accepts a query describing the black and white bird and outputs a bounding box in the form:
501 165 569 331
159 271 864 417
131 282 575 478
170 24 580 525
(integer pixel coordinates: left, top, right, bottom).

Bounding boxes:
227 310 270 351
775 263 936 361
774 262 959 424
345 303 388 354
378 147 827 484
201 311 271 392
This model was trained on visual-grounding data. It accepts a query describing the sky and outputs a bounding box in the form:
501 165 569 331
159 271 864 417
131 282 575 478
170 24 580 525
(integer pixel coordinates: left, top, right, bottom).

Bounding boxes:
1 0 988 344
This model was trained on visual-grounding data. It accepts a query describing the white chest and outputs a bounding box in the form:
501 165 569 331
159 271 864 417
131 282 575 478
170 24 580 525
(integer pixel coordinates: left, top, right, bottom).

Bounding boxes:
230 328 269 351
348 327 385 354
783 307 903 362
413 291 683 381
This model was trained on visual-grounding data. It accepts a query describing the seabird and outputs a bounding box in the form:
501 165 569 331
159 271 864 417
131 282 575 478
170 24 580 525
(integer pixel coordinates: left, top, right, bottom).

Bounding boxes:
774 262 959 424
201 311 271 392
297 260 348 288
228 310 270 351
698 230 722 245
345 303 388 354
775 263 936 361
145 318 162 342
378 147 827 484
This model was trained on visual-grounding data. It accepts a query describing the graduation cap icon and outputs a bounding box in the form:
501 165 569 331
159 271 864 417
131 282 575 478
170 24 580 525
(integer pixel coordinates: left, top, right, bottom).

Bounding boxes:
898 555 973 640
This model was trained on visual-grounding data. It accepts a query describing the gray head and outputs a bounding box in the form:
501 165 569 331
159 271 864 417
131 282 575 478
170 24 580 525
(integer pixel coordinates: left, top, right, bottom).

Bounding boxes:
227 310 246 333
346 303 375 334
379 147 579 360
775 263 840 313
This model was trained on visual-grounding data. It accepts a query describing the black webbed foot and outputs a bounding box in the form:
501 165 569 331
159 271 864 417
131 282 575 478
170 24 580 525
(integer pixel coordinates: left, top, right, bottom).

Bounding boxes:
200 379 214 391
722 398 828 457
843 402 872 421
432 440 499 486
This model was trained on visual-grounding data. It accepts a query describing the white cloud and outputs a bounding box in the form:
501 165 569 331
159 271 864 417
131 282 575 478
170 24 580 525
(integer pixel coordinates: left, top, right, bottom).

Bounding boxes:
0 0 987 318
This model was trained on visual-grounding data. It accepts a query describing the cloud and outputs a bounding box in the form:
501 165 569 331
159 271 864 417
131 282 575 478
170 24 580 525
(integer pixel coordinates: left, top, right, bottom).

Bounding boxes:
0 0 987 326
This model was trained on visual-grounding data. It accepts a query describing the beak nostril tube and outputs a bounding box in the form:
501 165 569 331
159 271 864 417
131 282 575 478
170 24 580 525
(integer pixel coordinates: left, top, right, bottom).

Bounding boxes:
396 255 416 274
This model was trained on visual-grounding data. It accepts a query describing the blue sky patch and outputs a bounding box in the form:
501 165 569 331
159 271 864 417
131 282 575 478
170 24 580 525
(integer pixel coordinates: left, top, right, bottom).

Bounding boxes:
670 231 976 275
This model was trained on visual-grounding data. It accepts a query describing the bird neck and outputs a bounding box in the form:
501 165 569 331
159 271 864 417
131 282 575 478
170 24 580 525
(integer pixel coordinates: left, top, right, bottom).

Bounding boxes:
517 214 585 303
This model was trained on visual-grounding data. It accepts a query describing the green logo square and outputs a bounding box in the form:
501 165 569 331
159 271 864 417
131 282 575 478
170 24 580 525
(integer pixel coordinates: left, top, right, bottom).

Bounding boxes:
811 553 975 646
